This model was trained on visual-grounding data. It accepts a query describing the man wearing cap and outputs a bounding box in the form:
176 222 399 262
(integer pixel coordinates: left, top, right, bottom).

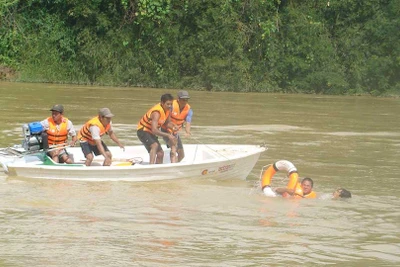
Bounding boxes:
40 104 78 164
161 90 193 162
78 108 124 166
137 93 177 164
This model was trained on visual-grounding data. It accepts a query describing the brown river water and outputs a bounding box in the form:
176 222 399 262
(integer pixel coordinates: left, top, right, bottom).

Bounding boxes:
0 82 399 266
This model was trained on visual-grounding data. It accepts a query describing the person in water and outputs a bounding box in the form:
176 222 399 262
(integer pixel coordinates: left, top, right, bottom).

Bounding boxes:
265 180 352 200
274 177 317 199
332 187 352 199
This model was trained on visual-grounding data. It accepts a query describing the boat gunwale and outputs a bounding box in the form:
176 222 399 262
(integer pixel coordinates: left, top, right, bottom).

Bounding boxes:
6 145 266 171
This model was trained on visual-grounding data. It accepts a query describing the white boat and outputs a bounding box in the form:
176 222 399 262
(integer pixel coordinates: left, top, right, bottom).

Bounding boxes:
0 144 266 181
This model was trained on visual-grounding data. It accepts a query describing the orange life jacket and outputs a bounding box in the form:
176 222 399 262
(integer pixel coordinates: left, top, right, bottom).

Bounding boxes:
78 116 111 145
137 103 170 134
293 184 317 199
261 160 317 199
161 100 190 133
46 117 69 145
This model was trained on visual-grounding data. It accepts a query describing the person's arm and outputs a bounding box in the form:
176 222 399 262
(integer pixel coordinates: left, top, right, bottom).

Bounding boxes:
275 187 295 196
151 111 174 138
165 121 178 133
67 120 77 147
94 138 111 165
184 122 191 137
151 112 176 144
184 109 193 137
163 115 178 133
108 128 124 150
40 119 49 130
70 135 78 147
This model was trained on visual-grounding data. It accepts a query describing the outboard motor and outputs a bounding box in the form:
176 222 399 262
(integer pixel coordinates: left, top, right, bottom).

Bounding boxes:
22 122 47 151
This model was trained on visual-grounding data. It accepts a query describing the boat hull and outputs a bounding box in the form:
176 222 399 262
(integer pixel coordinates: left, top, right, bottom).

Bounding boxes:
1 144 266 181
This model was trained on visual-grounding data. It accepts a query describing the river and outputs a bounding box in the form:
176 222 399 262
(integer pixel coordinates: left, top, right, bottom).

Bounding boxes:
0 82 399 266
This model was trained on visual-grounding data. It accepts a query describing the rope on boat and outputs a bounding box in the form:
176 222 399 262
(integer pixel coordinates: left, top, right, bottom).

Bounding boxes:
190 136 234 162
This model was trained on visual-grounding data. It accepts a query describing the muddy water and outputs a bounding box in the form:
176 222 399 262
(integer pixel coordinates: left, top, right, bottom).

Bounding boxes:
0 82 399 266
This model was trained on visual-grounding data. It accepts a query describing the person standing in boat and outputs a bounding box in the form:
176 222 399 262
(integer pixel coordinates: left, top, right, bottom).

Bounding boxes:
40 104 77 164
161 90 193 162
137 93 177 164
78 108 124 166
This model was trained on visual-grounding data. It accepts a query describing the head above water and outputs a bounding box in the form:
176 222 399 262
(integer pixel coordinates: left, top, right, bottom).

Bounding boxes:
333 188 352 199
300 177 314 195
301 177 314 187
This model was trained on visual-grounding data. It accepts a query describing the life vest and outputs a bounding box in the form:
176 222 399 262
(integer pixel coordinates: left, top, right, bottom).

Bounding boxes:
261 160 317 199
78 116 111 145
46 117 69 145
161 100 190 133
293 184 317 199
261 160 299 191
137 103 170 134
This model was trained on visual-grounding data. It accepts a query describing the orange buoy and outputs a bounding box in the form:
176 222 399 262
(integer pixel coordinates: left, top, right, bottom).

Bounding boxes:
261 160 299 190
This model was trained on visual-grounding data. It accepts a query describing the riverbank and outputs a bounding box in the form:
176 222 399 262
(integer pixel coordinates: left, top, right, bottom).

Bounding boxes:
1 1 399 96
1 78 399 98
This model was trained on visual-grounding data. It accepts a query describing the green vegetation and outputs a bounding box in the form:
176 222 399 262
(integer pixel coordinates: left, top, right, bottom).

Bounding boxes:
0 0 399 95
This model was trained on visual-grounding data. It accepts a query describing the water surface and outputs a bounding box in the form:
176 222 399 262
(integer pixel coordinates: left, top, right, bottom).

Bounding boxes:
0 82 399 266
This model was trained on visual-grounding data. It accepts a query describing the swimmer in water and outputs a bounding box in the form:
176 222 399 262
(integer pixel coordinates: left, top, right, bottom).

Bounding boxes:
332 187 352 199
274 177 317 199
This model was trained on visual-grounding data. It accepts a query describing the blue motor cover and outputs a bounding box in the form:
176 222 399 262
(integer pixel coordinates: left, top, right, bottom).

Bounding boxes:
28 122 43 134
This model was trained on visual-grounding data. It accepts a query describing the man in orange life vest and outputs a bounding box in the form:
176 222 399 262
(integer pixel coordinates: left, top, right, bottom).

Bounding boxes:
161 90 193 162
137 93 177 164
274 177 317 199
78 108 124 166
40 104 77 163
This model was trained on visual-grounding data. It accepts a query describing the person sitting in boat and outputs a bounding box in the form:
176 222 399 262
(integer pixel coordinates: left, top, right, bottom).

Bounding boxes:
273 177 317 199
332 187 352 199
40 104 77 164
137 93 178 164
161 90 193 162
78 108 124 166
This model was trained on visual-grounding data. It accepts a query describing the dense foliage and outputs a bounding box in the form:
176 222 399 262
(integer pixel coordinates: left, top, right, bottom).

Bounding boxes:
0 0 399 95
